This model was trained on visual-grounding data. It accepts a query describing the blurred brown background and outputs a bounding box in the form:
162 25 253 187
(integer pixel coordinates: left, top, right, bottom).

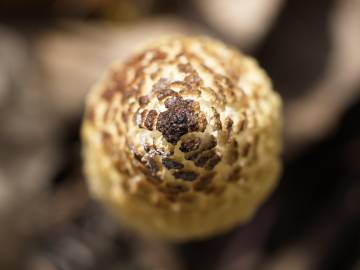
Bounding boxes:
0 0 359 269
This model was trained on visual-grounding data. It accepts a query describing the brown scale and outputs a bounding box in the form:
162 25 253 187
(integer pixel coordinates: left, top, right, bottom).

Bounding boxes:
183 134 218 167
226 139 239 164
145 156 161 177
170 81 202 97
101 131 113 155
169 81 190 90
101 87 117 102
144 110 158 130
193 51 226 102
224 117 234 140
177 63 194 73
186 151 221 171
157 88 179 101
180 137 201 153
121 111 128 122
103 105 113 123
133 107 141 126
121 86 138 103
183 134 216 156
209 107 222 131
130 147 143 163
194 150 217 167
111 68 127 86
201 43 229 72
200 63 216 76
148 49 167 63
173 171 198 181
120 69 145 103
86 106 95 124
180 88 201 97
113 160 131 177
185 151 200 162
120 181 130 193
101 71 126 102
138 109 148 128
227 166 243 182
137 163 162 185
143 143 152 153
124 51 147 67
204 185 225 196
152 78 170 93
156 96 207 144
204 86 226 108
161 158 184 170
194 172 216 191
152 197 172 209
204 154 221 170
138 95 150 106
144 143 174 158
105 100 122 123
203 135 217 150
161 183 189 195
215 75 237 103
136 181 152 196
242 142 252 158
184 72 203 88
149 64 164 81
247 135 260 166
178 192 198 204
115 121 123 136
150 71 158 80
110 106 119 122
238 113 248 132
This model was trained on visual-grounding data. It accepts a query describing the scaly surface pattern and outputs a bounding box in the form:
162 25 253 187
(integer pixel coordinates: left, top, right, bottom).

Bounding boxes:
82 36 282 240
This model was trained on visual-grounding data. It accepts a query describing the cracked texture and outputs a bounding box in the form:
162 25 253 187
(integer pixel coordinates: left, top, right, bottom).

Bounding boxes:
82 36 282 241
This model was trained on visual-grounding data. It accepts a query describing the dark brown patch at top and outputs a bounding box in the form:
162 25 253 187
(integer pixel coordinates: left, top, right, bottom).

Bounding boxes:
156 96 207 144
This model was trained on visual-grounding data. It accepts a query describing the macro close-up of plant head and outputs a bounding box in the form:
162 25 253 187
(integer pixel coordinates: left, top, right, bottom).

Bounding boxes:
0 1 359 270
